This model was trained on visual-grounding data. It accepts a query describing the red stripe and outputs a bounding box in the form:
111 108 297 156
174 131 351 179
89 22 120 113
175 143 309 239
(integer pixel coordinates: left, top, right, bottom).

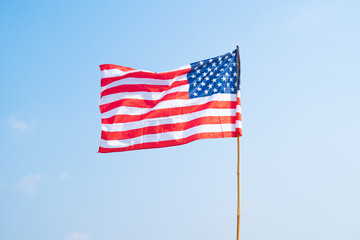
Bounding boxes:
100 92 190 113
236 128 242 136
101 68 191 87
102 116 236 140
236 112 242 121
237 97 241 105
99 64 135 72
102 100 237 124
99 131 237 153
101 80 188 97
236 96 242 122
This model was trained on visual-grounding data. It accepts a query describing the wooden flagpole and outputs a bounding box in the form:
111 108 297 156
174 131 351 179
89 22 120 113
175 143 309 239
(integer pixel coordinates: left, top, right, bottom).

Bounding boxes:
236 45 241 240
236 135 241 240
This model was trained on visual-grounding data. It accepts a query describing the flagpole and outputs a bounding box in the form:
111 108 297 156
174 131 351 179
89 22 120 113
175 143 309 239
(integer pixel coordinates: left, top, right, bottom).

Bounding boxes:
236 45 241 240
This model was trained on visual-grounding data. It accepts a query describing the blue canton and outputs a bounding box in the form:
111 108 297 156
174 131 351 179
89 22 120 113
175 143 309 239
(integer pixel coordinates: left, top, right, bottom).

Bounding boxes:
187 49 240 99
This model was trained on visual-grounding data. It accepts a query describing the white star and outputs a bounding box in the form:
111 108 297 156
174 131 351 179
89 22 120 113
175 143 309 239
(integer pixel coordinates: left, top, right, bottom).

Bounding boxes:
197 87 202 91
225 55 229 59
225 72 229 76
222 76 226 81
193 92 198 96
204 90 209 94
191 74 195 78
230 77 233 82
212 78 217 82
233 72 237 76
218 57 222 61
213 88 218 92
200 61 204 65
201 82 205 86
229 67 233 71
220 68 224 72
198 77 202 81
208 84 213 89
217 82 221 87
209 59 213 63
207 67 211 72
212 63 216 67
203 72 207 76
209 72 213 76
193 82 197 86
226 83 230 86
196 70 201 74
216 73 220 77
231 87 235 91
205 77 209 81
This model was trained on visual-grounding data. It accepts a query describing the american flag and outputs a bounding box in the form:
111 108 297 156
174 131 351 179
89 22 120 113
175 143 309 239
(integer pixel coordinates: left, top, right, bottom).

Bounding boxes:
99 49 242 153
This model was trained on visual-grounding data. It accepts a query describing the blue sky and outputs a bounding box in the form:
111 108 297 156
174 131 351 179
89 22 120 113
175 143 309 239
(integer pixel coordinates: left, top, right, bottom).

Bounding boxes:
1 0 359 239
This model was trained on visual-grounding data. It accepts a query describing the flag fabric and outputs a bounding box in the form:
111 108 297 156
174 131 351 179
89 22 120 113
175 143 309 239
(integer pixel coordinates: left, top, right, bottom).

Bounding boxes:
99 49 242 153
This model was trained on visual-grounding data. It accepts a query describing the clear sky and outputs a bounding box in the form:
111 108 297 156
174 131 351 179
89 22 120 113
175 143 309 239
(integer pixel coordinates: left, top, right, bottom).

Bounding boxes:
1 0 359 239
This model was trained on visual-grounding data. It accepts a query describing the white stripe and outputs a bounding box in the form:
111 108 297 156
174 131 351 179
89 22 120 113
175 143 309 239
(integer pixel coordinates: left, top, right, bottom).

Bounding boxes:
102 108 236 132
101 69 144 78
99 84 189 105
101 65 191 79
236 121 242 128
100 123 235 148
101 93 237 118
101 74 188 93
236 91 242 130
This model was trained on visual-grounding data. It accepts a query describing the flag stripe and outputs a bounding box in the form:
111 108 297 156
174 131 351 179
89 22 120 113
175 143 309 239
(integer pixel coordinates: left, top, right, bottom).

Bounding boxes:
102 108 237 132
102 116 236 140
101 68 191 87
101 100 237 124
100 123 236 149
236 128 242 135
101 93 236 118
101 75 187 93
100 85 189 105
100 64 135 72
101 80 188 97
100 92 190 113
99 131 237 153
236 113 242 121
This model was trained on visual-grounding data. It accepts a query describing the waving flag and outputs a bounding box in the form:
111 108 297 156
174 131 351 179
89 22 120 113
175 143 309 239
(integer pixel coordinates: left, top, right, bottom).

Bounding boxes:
99 49 242 153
